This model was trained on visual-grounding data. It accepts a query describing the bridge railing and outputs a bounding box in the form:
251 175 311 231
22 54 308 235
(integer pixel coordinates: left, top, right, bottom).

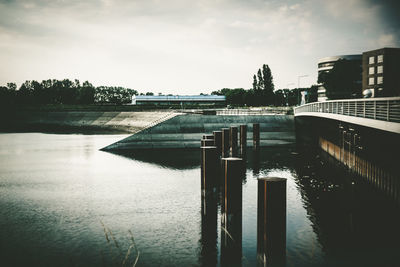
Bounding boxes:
294 97 400 123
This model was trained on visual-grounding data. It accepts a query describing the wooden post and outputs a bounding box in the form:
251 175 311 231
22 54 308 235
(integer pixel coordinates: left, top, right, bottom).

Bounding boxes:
200 188 218 267
220 157 244 267
257 177 287 266
222 128 230 158
229 126 238 157
201 139 214 147
203 134 214 140
201 146 218 195
213 131 222 157
253 123 260 150
240 125 247 157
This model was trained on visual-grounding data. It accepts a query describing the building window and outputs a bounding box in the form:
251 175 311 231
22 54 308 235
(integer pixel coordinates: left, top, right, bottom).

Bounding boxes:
369 56 375 64
369 77 374 85
377 65 383 74
377 76 383 84
377 54 383 63
369 67 375 75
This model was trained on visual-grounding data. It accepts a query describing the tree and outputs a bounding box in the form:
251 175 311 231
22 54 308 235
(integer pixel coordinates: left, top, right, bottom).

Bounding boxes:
318 59 361 100
257 69 263 91
252 75 258 91
262 64 275 105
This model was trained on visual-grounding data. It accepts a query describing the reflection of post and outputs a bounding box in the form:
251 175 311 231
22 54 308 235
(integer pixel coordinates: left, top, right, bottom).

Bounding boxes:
201 146 218 195
240 125 247 157
213 131 222 157
221 158 244 267
253 123 260 151
200 191 218 267
230 126 238 157
252 149 260 176
257 177 287 266
222 128 230 157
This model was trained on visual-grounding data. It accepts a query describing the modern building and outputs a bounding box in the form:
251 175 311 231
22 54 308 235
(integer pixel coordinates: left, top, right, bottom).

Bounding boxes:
317 55 362 101
131 95 226 105
362 47 400 98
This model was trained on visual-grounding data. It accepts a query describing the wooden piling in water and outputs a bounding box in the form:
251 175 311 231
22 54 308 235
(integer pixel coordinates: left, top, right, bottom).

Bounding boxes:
201 146 218 195
229 126 238 157
222 128 230 158
253 123 260 150
203 134 214 140
201 139 214 147
240 125 247 157
257 177 287 266
213 131 222 157
220 157 244 267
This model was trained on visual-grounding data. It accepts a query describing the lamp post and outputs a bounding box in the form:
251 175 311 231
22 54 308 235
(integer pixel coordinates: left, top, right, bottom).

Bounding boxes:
297 75 308 106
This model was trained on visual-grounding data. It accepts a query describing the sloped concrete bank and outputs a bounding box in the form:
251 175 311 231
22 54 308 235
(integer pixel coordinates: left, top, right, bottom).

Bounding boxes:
102 114 295 150
0 111 177 134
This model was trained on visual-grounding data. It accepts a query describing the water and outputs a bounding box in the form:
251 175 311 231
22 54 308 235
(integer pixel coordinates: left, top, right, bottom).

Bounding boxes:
0 133 398 266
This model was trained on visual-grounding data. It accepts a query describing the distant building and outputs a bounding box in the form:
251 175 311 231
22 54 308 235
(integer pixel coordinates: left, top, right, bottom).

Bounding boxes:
362 47 400 98
317 55 362 101
131 95 226 105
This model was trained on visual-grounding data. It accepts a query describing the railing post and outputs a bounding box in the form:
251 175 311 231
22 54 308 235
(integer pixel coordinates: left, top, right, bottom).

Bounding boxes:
374 100 376 119
387 100 390 121
355 101 357 117
363 101 366 118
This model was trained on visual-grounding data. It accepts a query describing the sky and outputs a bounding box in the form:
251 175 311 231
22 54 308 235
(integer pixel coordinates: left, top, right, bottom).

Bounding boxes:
0 0 399 94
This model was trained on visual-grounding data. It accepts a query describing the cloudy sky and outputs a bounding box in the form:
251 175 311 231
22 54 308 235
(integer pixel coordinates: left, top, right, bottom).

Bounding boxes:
0 0 399 94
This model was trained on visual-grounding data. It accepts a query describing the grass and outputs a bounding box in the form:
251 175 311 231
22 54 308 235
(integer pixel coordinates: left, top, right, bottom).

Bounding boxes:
100 221 140 267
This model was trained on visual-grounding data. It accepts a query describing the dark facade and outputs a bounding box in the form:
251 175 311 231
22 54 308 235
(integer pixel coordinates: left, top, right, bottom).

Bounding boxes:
317 55 362 101
362 47 400 97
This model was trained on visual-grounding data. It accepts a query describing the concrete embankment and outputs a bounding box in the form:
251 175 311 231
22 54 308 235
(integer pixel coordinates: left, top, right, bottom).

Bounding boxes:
102 114 295 150
0 110 177 134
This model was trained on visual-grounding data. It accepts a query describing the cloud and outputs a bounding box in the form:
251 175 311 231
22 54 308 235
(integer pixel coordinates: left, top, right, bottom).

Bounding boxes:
0 0 399 92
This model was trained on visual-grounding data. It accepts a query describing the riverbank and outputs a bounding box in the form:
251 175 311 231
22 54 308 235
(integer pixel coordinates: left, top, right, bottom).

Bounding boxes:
0 110 177 134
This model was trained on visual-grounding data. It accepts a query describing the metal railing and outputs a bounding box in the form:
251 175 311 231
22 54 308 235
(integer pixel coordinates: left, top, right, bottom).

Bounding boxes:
294 97 400 123
216 107 292 115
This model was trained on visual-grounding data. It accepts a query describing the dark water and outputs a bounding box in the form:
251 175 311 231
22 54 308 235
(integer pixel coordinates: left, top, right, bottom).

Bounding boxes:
0 133 399 266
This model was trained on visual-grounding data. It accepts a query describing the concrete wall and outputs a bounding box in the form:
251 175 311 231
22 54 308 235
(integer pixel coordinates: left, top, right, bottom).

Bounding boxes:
0 111 176 133
103 114 295 150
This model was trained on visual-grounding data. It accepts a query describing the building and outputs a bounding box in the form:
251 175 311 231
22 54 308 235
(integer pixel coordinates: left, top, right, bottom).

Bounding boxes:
362 47 400 98
131 95 226 105
317 55 362 101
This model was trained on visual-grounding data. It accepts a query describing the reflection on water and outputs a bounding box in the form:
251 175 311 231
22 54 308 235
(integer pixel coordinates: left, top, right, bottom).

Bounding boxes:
0 133 399 266
108 149 200 170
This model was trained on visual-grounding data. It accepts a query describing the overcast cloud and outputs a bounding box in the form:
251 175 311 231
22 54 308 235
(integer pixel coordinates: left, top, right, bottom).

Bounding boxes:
0 0 399 94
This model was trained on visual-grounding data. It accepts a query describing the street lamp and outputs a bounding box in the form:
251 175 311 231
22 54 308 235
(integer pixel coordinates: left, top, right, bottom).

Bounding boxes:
297 75 308 106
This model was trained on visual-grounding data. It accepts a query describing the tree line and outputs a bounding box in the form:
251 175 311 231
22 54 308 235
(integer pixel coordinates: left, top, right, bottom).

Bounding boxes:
212 64 317 106
0 79 138 106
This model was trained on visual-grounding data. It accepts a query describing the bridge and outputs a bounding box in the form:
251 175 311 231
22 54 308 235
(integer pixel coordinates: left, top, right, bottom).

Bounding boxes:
294 97 400 205
294 97 400 133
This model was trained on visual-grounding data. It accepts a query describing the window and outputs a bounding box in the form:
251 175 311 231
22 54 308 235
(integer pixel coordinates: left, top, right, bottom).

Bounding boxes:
369 56 375 64
377 76 383 84
377 65 383 74
377 55 383 63
369 67 375 75
369 77 374 85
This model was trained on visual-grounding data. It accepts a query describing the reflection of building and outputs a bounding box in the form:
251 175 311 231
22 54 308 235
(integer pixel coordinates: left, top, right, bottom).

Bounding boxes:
362 48 400 97
132 95 226 105
317 55 362 101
